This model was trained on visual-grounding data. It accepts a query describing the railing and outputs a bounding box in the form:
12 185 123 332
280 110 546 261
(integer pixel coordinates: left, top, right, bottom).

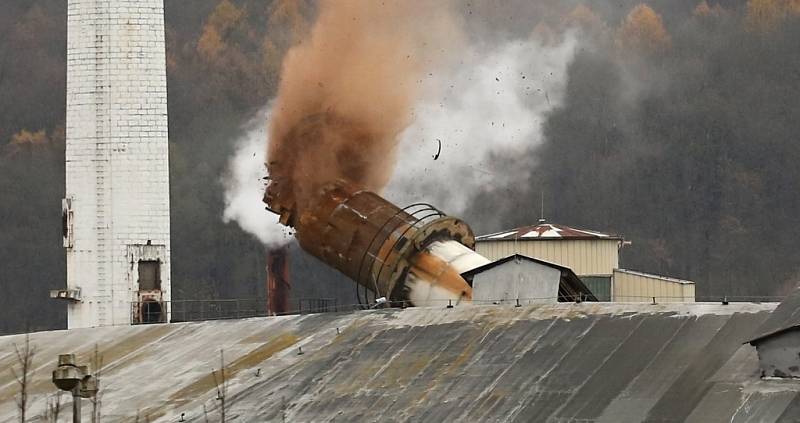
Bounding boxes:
132 299 267 325
129 294 789 325
298 298 339 314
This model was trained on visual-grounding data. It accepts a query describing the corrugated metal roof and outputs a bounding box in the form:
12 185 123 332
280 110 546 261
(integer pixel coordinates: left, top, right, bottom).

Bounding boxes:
748 284 800 344
1 303 795 422
476 220 623 241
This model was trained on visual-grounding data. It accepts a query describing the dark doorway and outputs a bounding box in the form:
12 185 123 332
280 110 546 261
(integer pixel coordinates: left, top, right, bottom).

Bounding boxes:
138 260 161 291
141 301 164 323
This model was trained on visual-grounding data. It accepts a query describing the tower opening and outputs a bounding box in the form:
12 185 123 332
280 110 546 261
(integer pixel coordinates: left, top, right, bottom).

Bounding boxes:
138 260 161 291
140 301 164 324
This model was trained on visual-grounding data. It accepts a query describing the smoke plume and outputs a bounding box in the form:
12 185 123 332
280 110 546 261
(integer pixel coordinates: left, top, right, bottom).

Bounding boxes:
386 35 577 219
223 109 293 246
266 0 461 214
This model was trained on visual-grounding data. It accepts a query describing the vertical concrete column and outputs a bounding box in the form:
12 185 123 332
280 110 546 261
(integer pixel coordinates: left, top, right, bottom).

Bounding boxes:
65 0 171 328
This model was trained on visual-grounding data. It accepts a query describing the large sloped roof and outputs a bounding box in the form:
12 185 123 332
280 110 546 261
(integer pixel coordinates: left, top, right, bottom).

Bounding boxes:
477 220 623 241
0 303 795 422
749 284 800 344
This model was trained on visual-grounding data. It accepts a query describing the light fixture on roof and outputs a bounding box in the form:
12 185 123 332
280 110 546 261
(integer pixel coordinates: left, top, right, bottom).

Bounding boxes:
52 354 98 422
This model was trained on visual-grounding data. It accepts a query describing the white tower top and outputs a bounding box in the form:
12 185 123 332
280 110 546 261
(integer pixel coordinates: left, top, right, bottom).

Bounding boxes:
60 0 171 328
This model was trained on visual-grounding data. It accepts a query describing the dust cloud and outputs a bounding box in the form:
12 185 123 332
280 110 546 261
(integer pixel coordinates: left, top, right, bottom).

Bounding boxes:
266 0 462 215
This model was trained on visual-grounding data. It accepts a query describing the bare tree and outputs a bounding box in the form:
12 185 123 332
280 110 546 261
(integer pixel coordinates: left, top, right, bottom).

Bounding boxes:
11 334 36 423
90 344 104 423
45 392 63 423
210 349 227 423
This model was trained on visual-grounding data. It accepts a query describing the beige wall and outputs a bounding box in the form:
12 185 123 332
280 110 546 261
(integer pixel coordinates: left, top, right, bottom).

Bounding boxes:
475 239 620 276
612 269 695 303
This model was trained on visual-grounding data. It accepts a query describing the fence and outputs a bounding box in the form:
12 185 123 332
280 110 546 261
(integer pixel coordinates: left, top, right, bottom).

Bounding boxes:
130 294 789 325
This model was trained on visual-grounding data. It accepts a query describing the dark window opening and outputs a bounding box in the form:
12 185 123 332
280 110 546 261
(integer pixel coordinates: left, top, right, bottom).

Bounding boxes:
62 209 68 239
141 301 163 324
579 276 612 301
138 260 161 291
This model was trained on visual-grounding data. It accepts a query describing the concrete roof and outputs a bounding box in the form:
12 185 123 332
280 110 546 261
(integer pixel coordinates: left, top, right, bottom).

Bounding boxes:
749 284 800 344
477 221 623 242
1 303 797 422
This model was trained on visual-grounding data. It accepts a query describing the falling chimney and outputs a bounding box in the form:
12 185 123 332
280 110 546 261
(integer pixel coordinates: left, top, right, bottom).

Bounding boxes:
267 246 291 315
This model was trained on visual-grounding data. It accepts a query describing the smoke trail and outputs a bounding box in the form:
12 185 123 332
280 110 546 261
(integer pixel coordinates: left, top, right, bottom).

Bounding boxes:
223 109 293 246
385 35 578 218
266 0 462 215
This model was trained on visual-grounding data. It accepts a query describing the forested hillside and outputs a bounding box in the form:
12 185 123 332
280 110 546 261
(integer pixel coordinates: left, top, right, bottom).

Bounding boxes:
0 0 315 333
1 0 798 334
470 0 800 299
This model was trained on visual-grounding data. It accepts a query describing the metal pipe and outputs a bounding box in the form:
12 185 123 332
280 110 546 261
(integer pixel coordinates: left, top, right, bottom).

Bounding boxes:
72 387 81 423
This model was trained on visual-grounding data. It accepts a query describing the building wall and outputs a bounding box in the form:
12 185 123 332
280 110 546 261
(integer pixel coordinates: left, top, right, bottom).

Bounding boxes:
476 239 620 277
472 259 562 305
754 331 800 378
65 0 170 328
612 269 695 303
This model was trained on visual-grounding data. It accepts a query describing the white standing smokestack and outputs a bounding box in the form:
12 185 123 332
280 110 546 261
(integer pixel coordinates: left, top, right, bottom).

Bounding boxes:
62 0 171 328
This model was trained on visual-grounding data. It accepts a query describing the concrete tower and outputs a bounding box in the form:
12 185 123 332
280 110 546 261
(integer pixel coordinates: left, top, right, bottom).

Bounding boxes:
58 0 171 328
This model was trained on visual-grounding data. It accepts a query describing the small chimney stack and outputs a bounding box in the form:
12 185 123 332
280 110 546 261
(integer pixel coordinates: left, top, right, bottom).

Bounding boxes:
267 247 291 315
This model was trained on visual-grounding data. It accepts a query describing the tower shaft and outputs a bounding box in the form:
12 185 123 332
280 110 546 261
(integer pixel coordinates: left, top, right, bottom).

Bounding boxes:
63 0 171 328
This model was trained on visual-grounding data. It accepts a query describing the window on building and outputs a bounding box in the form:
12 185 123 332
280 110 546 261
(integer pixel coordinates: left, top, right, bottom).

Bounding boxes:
138 260 161 291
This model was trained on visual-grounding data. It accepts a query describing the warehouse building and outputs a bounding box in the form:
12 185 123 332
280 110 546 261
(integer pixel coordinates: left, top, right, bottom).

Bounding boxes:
476 219 695 302
613 268 695 302
461 254 596 305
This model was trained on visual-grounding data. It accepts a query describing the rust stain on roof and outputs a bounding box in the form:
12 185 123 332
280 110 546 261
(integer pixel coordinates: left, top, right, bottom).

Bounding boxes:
167 332 299 408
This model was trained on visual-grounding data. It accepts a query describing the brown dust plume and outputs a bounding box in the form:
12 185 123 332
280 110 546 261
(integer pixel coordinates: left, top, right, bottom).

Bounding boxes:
266 0 460 220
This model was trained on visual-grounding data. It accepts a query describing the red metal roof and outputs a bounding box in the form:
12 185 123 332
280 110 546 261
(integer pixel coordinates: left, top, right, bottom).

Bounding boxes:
476 220 623 241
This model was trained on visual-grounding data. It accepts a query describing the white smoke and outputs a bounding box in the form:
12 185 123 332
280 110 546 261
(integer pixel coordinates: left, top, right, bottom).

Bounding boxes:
222 35 578 245
222 109 294 247
385 35 578 216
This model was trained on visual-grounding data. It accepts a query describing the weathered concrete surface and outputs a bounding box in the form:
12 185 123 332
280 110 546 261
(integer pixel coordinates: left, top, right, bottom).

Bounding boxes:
1 303 799 422
751 285 800 343
754 330 800 378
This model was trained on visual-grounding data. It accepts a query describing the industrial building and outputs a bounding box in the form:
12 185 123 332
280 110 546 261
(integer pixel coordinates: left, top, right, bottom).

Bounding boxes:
13 1 798 421
462 254 596 304
612 268 695 302
476 219 695 302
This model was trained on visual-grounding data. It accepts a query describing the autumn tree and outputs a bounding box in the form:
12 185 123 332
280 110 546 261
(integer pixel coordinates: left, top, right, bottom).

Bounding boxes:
4 129 47 157
784 0 800 16
261 0 313 83
564 4 605 32
617 4 672 54
197 0 244 60
693 1 726 18
745 0 786 32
